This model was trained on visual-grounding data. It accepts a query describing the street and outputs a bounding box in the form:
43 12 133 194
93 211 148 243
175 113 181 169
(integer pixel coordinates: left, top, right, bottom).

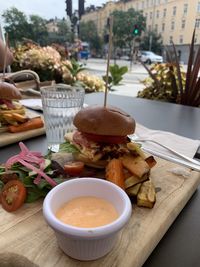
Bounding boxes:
83 58 149 97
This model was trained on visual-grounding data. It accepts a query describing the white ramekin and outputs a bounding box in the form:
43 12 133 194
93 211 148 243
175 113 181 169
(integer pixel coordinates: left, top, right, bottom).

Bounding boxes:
43 177 132 261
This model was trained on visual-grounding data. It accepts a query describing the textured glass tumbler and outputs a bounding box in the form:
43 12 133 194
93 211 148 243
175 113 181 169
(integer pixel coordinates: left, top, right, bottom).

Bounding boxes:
41 84 85 152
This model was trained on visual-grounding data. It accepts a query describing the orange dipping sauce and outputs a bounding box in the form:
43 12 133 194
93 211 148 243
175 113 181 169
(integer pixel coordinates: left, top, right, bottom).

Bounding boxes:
56 196 119 228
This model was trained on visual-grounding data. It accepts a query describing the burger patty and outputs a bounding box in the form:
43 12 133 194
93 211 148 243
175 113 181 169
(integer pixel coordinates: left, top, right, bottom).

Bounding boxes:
66 131 130 162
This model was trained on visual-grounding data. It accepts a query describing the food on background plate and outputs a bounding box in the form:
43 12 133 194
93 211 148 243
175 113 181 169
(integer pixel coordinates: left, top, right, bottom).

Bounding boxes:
0 82 43 133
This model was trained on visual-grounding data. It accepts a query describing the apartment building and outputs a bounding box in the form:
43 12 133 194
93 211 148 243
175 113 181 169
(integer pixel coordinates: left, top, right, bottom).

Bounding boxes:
81 0 200 63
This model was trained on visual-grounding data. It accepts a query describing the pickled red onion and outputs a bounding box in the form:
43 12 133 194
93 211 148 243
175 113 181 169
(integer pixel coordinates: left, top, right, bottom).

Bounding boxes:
5 142 57 187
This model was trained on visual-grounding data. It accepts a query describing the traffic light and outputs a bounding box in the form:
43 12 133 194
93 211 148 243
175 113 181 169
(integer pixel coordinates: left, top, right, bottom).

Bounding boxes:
132 24 139 36
66 0 72 18
79 0 85 19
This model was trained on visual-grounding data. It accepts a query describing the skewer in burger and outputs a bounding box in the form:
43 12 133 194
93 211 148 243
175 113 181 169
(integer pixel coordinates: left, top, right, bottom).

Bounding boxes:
0 82 26 130
64 105 135 168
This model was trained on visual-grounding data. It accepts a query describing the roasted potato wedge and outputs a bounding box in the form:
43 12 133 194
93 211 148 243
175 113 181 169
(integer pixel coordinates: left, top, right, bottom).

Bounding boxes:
126 183 142 197
125 173 149 189
127 142 146 159
137 180 156 209
121 154 150 178
145 156 157 168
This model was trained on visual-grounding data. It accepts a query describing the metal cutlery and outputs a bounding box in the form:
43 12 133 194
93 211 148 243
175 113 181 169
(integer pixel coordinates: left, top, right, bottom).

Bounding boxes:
129 135 200 171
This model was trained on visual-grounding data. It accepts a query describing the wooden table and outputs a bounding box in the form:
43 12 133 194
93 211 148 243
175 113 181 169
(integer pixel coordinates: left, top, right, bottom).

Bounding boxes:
1 93 200 267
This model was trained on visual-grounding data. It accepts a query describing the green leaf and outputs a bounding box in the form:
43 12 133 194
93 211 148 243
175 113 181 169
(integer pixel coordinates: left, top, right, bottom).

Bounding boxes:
109 64 128 86
59 141 79 153
26 186 47 203
102 75 113 84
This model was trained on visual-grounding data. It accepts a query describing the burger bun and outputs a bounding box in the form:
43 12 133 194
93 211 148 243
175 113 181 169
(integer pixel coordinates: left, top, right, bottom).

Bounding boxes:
0 82 22 100
73 105 135 136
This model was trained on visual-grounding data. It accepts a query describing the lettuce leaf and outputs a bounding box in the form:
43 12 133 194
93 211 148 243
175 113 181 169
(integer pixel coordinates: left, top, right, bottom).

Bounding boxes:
59 141 79 153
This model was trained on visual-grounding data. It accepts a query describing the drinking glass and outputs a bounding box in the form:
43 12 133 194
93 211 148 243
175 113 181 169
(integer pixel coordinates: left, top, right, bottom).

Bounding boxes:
41 84 85 152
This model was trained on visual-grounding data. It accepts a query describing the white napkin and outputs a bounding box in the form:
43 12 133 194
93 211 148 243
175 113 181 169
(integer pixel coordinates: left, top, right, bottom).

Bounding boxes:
135 124 200 158
20 99 43 111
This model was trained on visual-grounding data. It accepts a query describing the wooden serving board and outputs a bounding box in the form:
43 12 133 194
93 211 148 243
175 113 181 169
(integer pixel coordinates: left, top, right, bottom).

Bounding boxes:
0 109 45 147
0 158 200 267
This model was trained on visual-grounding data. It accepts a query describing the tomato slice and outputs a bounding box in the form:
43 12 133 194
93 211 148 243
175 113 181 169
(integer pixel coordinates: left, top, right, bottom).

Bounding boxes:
64 161 85 176
82 133 127 144
1 180 26 212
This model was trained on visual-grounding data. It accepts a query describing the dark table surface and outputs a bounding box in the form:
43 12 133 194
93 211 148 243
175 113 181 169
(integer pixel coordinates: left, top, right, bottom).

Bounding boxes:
1 93 200 267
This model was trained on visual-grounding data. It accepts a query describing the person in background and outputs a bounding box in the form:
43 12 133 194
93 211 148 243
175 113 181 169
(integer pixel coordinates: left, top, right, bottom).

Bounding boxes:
0 39 13 71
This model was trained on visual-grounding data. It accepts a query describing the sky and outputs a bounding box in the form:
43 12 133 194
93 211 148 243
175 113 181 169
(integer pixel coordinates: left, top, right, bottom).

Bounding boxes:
0 0 107 20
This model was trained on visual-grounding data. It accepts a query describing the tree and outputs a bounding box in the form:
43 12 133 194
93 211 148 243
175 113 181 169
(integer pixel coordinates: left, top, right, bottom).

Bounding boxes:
2 7 31 46
29 15 48 45
140 31 163 54
2 8 49 47
111 9 146 55
57 19 71 42
79 20 102 55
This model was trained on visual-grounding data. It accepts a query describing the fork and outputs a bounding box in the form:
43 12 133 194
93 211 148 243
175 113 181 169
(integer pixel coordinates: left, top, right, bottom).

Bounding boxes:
129 135 200 167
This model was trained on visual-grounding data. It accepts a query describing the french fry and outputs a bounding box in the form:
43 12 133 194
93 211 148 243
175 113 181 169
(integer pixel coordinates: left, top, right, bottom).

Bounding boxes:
3 113 18 125
105 158 125 189
8 117 44 133
137 180 156 209
11 113 28 123
121 154 150 178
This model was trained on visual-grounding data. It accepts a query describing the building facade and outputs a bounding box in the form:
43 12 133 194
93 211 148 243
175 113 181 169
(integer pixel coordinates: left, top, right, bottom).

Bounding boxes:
81 0 200 63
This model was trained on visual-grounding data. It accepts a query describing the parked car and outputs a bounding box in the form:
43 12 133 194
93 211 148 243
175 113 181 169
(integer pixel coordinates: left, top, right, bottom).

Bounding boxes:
139 51 163 64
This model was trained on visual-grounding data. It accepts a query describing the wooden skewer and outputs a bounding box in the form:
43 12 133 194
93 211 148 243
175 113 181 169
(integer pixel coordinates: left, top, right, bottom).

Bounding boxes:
3 33 9 79
104 15 113 107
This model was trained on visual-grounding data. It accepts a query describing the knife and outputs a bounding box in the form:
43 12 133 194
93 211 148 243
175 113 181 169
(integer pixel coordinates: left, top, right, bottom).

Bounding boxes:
143 147 200 172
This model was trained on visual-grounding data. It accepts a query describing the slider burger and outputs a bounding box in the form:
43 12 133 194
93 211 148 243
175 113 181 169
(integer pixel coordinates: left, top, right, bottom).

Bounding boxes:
64 105 135 168
0 82 25 128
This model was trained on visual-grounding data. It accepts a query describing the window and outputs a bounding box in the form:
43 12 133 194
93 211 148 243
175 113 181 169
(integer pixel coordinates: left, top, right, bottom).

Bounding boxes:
195 35 198 43
183 4 188 15
146 0 149 8
155 24 158 32
195 18 200 28
179 35 183 44
163 8 167 17
181 19 185 29
173 6 176 16
197 2 200 12
148 25 151 31
169 36 173 44
156 10 159 18
145 13 148 19
171 21 175 30
150 12 153 19
142 1 144 9
162 23 165 31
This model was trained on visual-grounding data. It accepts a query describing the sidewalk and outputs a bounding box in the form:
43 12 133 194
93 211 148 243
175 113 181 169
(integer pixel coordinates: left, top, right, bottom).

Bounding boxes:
84 58 146 97
109 83 145 98
85 58 148 74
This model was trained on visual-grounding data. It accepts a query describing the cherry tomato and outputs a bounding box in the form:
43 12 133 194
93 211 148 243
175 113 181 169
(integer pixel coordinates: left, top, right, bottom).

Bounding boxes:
82 133 127 144
64 161 85 176
1 180 26 212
